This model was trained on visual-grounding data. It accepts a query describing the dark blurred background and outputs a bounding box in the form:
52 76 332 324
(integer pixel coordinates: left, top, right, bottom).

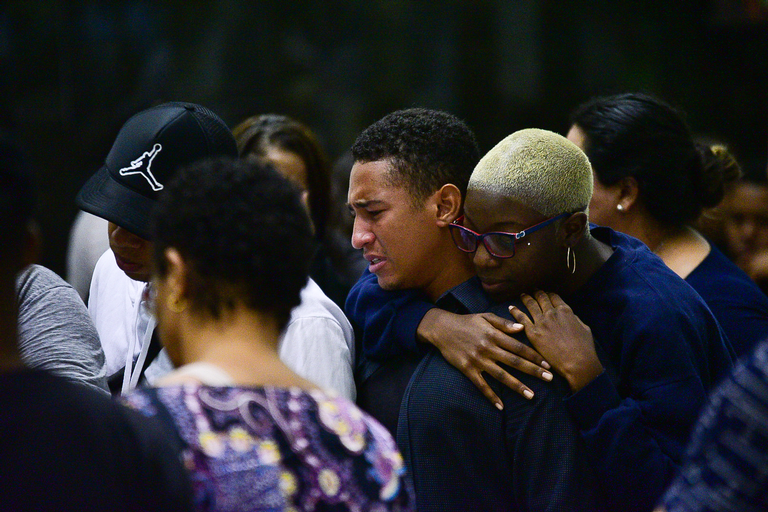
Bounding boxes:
1 0 767 276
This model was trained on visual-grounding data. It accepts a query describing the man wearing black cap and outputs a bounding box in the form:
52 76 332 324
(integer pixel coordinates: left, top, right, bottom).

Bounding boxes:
78 102 356 399
77 102 240 394
0 136 193 511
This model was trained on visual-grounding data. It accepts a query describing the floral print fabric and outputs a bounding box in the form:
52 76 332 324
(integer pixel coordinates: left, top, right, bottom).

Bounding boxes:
125 385 412 512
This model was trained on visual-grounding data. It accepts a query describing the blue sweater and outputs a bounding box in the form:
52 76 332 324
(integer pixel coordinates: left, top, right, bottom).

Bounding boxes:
346 226 734 512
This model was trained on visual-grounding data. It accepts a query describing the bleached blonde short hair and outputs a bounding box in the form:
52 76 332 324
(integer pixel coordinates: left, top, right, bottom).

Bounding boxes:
468 128 593 217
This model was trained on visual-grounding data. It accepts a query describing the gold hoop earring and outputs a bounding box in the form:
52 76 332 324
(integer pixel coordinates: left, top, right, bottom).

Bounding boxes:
566 247 576 274
167 296 188 314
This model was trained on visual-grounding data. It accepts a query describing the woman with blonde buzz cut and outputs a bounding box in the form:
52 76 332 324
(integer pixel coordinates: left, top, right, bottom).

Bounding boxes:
348 127 733 511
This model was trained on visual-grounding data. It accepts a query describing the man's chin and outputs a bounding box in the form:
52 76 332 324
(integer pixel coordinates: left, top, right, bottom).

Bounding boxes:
113 254 151 282
376 273 404 292
122 270 151 283
480 280 516 302
377 276 397 290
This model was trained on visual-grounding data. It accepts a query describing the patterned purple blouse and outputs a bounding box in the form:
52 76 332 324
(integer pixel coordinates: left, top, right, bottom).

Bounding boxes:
124 385 413 512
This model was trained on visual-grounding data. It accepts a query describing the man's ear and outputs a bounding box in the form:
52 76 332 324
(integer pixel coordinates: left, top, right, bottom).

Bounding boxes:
164 248 189 300
616 176 641 213
561 212 589 248
21 221 41 268
433 184 463 227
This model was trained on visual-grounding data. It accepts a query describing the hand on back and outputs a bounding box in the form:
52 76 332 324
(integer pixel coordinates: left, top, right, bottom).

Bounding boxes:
509 291 603 393
417 309 553 410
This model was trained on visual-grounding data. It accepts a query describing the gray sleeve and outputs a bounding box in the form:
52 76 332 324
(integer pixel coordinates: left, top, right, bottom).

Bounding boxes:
16 265 109 394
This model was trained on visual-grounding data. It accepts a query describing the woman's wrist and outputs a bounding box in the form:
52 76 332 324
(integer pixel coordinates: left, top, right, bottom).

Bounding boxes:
416 308 443 346
564 359 604 393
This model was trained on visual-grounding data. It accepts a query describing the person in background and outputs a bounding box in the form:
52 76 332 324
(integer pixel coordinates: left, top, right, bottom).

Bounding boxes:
17 263 109 394
568 92 768 357
124 157 412 512
77 102 240 395
0 136 193 512
691 136 739 254
233 114 350 308
233 113 356 397
327 150 368 288
719 168 768 293
0 129 109 393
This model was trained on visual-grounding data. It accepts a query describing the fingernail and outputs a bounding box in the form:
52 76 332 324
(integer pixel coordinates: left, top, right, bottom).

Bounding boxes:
512 323 523 329
523 389 534 400
495 402 504 411
542 371 553 381
541 360 551 370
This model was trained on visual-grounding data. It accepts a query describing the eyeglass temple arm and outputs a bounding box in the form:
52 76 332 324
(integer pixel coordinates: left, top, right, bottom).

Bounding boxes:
516 212 572 239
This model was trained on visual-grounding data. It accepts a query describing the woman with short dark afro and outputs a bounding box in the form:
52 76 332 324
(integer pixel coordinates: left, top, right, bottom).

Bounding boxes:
568 92 768 356
123 158 413 512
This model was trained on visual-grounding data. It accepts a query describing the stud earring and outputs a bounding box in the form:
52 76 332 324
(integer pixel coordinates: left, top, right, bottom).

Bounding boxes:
617 204 624 211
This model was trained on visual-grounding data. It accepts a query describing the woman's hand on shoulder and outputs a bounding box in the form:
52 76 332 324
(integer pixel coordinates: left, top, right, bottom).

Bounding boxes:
417 308 553 410
510 291 603 393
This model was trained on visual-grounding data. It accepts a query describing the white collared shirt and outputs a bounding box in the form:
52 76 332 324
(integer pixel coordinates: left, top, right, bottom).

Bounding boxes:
88 250 356 399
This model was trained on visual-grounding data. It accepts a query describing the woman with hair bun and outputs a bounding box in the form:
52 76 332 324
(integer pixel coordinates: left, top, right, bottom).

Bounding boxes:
568 92 768 356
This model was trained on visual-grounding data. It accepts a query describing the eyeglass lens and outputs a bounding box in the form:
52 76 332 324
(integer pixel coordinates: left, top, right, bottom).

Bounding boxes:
450 225 517 258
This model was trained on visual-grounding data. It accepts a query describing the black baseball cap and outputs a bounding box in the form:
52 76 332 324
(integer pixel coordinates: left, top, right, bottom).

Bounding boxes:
76 102 238 240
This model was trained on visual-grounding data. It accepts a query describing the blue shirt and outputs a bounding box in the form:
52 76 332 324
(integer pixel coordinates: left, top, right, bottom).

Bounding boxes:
560 226 734 511
686 243 768 357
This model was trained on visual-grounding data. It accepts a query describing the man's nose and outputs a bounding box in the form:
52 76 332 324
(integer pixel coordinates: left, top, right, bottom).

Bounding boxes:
351 218 374 249
472 242 500 269
110 225 144 249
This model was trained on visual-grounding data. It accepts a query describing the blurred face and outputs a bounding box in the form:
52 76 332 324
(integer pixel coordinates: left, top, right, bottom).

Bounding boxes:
567 124 619 228
464 188 565 302
348 159 444 295
265 147 308 191
108 222 152 282
722 182 768 265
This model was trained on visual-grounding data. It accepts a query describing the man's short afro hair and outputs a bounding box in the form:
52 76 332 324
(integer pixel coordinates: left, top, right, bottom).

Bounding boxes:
351 108 480 202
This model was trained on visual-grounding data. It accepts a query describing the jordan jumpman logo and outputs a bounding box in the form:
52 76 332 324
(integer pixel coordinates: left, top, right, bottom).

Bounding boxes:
119 143 164 191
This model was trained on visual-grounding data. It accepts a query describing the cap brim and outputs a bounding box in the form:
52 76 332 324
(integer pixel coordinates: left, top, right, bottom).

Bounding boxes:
76 166 155 241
